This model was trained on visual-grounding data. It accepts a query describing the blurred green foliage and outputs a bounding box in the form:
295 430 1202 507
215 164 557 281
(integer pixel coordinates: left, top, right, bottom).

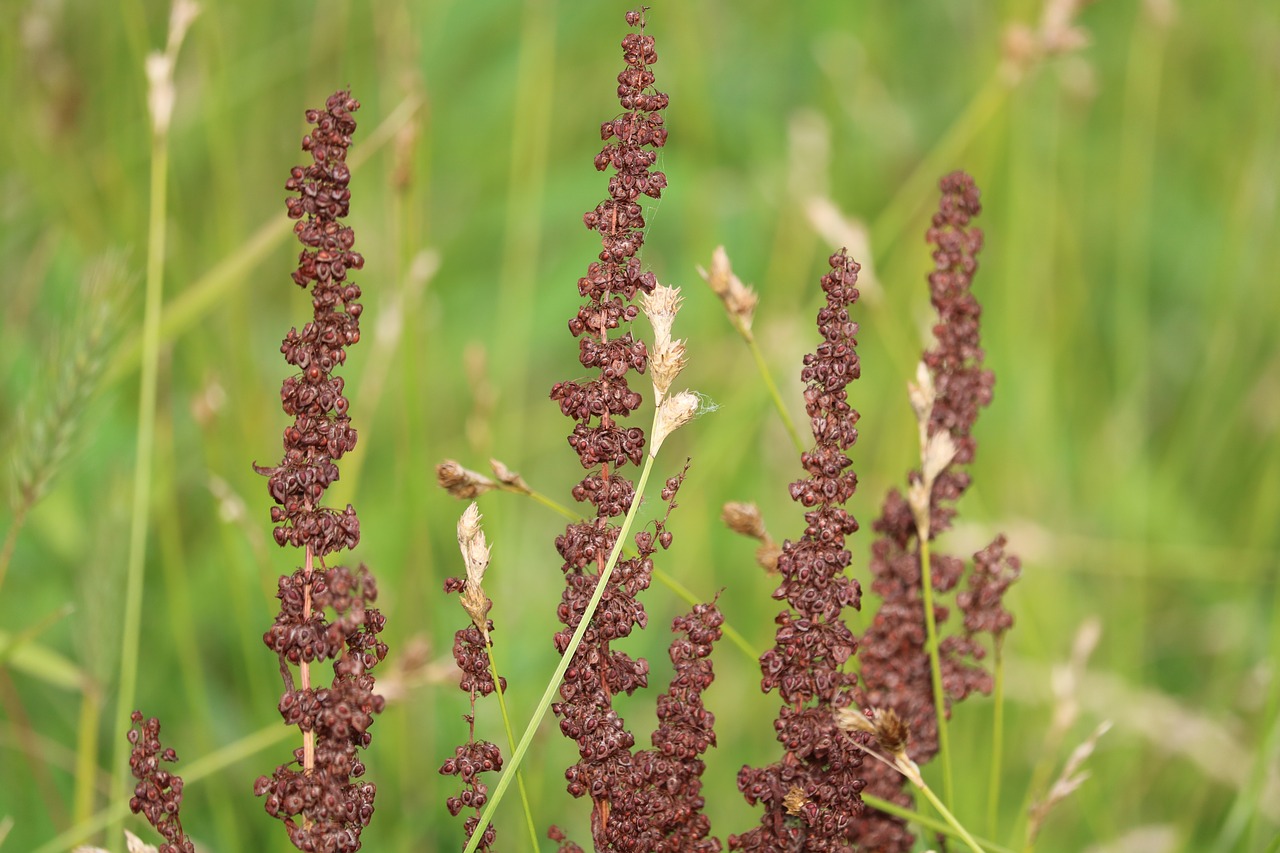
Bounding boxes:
1 0 1277 850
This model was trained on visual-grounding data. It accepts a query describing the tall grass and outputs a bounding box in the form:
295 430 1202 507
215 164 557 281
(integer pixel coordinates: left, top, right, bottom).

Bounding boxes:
1 1 1277 851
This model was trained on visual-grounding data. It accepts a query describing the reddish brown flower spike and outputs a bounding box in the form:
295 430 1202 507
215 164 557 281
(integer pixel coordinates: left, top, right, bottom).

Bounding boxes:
849 172 1019 852
730 250 866 853
254 89 387 852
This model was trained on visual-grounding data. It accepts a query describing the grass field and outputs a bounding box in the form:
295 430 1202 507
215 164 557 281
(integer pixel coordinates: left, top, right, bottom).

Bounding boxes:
1 1 1278 851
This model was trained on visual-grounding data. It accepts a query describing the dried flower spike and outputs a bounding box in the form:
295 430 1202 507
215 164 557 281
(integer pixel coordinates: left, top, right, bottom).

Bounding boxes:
642 284 688 398
438 460 498 499
697 245 758 333
730 249 866 853
720 501 781 573
456 502 493 633
253 89 387 852
850 172 1019 853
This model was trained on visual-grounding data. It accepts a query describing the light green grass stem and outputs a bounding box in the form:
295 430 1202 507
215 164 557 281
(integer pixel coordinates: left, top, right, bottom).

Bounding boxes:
864 792 1013 853
484 644 540 852
914 778 986 853
742 327 805 455
499 482 761 663
462 435 663 853
107 122 170 852
986 639 1007 837
917 534 954 806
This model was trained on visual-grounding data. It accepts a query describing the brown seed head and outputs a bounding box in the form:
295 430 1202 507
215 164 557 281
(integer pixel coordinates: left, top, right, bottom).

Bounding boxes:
721 501 767 540
698 246 758 332
437 460 496 499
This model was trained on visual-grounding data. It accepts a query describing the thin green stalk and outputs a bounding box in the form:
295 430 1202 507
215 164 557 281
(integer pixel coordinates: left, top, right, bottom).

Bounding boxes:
651 566 758 663
462 445 660 853
863 793 1014 853
493 0 555 462
857 739 987 853
987 638 1007 837
484 644 540 853
743 329 805 455
72 687 103 836
917 534 954 806
1213 561 1280 850
107 112 170 850
501 481 761 663
915 778 986 853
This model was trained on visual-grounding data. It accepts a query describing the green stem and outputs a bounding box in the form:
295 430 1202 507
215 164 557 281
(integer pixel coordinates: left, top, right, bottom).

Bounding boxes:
914 778 987 853
917 534 954 806
484 642 540 853
108 116 170 850
461 439 661 853
72 687 103 840
863 793 1014 853
742 327 805 455
510 484 762 664
987 637 1007 837
650 567 758 663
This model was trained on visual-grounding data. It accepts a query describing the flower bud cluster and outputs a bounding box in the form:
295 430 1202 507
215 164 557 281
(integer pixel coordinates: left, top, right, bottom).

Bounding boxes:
730 250 866 853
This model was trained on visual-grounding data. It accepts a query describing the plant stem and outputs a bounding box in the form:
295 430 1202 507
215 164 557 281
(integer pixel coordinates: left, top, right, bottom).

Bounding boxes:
461 429 661 853
301 544 315 773
108 109 170 851
505 482 762 663
987 637 1007 837
484 644 540 853
917 533 955 806
742 326 805 455
914 778 987 853
863 793 1014 853
72 686 103 836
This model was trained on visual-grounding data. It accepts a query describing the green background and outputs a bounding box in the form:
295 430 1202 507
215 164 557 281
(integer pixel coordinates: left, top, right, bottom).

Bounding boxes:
1 0 1277 850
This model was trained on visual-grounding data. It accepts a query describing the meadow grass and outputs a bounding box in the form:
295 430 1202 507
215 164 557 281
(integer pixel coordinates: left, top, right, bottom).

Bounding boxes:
1 1 1278 851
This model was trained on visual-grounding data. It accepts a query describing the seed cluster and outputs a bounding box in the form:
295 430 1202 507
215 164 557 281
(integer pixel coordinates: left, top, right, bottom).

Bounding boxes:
258 89 365 555
851 172 1019 852
551 597 724 853
253 89 387 853
127 711 195 853
545 13 724 851
546 3 663 832
729 250 866 853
